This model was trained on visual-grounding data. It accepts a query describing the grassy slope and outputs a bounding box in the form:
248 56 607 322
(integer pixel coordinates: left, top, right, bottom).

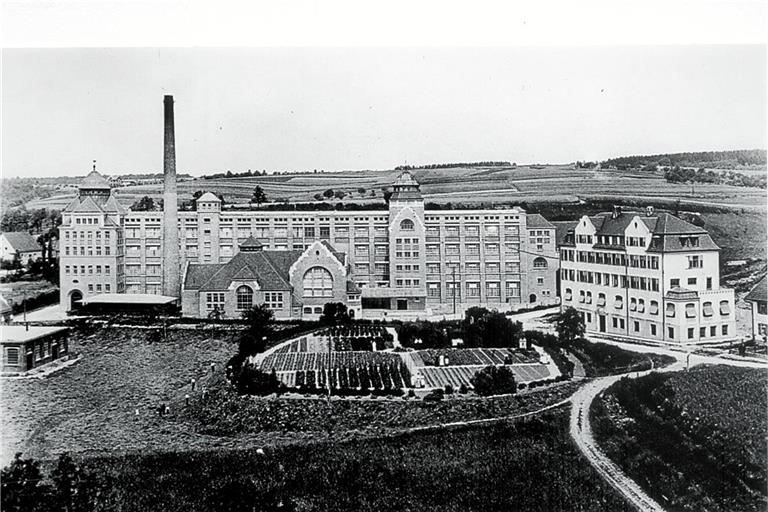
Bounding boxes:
83 410 632 512
591 365 768 512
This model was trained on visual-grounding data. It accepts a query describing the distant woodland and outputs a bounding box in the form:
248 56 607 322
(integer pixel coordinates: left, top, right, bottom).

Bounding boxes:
395 161 512 171
601 149 766 170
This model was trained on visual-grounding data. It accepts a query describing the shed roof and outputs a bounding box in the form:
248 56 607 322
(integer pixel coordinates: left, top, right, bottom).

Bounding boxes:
1 325 68 344
81 293 177 305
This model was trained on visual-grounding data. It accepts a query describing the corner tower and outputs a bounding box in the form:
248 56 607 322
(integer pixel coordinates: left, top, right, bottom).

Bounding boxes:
162 95 181 298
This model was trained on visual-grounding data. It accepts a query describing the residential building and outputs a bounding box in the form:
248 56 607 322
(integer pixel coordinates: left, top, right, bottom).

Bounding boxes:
558 206 735 344
1 326 69 375
0 232 42 265
745 275 767 343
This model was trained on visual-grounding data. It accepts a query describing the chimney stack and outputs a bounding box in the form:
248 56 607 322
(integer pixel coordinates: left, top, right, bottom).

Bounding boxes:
162 95 181 298
611 205 622 219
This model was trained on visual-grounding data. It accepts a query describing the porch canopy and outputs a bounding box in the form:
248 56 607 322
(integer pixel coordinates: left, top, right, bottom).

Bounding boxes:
79 293 178 316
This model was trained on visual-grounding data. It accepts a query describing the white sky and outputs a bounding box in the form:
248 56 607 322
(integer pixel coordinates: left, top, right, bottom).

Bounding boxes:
1 2 766 178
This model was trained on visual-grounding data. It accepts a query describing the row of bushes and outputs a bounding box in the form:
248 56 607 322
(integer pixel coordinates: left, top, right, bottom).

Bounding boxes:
9 289 59 315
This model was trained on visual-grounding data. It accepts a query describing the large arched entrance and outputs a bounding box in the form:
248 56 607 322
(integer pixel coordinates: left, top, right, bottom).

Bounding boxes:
69 290 83 311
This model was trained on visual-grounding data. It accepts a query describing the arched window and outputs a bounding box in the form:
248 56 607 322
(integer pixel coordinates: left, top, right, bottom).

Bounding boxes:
303 266 333 297
533 257 547 269
400 219 415 231
236 285 254 310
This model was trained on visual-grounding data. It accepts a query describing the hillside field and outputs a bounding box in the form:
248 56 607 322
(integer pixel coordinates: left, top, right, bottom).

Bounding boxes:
591 365 768 512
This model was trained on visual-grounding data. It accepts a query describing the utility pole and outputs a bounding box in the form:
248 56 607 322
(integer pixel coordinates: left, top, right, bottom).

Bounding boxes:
23 291 28 331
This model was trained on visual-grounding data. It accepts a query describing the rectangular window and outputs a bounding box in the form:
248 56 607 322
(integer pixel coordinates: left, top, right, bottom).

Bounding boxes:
264 292 284 309
687 277 697 286
650 324 657 336
506 281 520 297
5 347 20 366
205 292 225 311
427 283 441 298
688 328 694 339
634 321 640 332
486 282 500 297
466 282 480 298
722 325 729 336
668 327 674 339
670 278 680 288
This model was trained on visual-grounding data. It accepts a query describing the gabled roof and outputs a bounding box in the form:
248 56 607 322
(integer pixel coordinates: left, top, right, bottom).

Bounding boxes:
551 221 577 246
653 213 707 235
80 170 111 190
1 232 41 253
185 249 304 292
72 196 103 213
526 214 554 229
393 171 419 187
196 192 221 202
101 195 127 214
239 236 263 251
745 275 767 304
320 240 346 266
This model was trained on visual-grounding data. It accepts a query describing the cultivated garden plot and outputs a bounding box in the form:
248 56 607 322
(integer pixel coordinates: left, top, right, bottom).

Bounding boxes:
418 364 551 389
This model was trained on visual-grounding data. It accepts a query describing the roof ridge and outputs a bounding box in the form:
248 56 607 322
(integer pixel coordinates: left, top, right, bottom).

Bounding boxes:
260 251 292 288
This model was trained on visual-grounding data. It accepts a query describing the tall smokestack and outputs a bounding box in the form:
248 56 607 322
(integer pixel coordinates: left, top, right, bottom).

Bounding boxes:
162 95 180 298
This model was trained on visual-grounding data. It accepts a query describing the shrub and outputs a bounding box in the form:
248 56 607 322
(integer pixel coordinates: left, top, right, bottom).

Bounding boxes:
471 365 517 396
458 384 468 394
444 384 454 395
423 389 444 402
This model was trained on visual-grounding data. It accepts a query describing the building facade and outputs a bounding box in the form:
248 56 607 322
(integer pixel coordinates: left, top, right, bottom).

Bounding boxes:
559 206 736 344
59 170 559 319
0 232 42 265
745 275 767 343
1 326 69 375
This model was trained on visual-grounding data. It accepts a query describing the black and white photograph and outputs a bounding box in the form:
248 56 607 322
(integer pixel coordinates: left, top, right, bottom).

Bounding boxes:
1 2 766 511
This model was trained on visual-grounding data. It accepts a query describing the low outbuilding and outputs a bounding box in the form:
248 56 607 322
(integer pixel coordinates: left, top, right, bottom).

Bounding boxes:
1 325 70 374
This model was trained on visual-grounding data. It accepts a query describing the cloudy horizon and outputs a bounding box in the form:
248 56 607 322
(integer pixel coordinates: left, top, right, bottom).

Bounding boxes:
2 45 766 178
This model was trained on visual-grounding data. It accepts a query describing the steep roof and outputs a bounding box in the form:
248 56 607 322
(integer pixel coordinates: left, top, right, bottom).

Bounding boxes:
185 249 304 292
80 170 111 190
196 192 221 202
393 171 419 187
239 236 263 251
745 275 767 304
526 214 554 229
1 232 41 253
552 221 577 247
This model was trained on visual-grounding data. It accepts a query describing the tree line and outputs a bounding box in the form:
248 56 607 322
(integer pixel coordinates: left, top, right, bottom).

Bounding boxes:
602 149 766 170
395 161 512 171
664 166 766 189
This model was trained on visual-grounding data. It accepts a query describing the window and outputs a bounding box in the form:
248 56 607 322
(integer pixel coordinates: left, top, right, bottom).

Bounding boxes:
687 255 702 269
506 282 520 297
711 325 717 337
466 282 480 298
400 219 415 231
303 267 333 297
759 303 768 315
427 283 441 298
579 290 585 303
687 277 697 286
666 303 676 318
719 301 731 315
722 325 729 336
688 328 694 339
702 301 714 317
236 286 254 310
700 327 706 338
634 321 640 332
205 292 224 311
649 300 659 315
486 282 500 297
630 298 637 311
614 295 623 309
564 288 572 301
685 303 696 318
264 292 283 309
585 291 592 304
597 293 606 307
533 257 547 269
650 324 657 336
5 347 20 366
668 327 674 339
670 278 680 288
706 277 712 290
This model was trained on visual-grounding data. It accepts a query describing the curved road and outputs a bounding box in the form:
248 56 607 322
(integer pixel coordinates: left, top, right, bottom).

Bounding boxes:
570 339 767 512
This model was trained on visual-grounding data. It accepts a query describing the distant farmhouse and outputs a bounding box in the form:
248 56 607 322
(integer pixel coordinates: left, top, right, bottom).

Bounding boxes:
0 231 42 265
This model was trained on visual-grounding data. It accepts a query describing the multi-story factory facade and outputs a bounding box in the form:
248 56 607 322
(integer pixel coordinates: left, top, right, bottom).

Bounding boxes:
558 206 736 344
59 170 559 320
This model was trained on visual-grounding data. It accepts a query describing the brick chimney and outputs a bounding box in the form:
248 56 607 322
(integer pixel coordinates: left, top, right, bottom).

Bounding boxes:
162 95 181 298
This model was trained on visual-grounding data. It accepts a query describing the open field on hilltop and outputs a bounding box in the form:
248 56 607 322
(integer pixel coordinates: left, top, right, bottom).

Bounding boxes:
591 365 768 512
27 164 767 210
78 409 633 512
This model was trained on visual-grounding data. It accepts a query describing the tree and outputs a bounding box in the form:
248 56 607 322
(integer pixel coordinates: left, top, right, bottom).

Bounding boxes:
319 302 351 326
1 453 51 512
235 365 283 396
470 365 517 396
252 186 268 206
555 306 585 347
239 304 275 356
313 193 323 201
130 196 157 211
334 190 346 200
382 190 393 202
463 307 522 348
357 187 366 196
50 453 98 512
323 189 335 199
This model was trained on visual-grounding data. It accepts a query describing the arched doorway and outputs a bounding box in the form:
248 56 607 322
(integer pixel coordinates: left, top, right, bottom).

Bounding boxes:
529 293 537 303
70 290 83 311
